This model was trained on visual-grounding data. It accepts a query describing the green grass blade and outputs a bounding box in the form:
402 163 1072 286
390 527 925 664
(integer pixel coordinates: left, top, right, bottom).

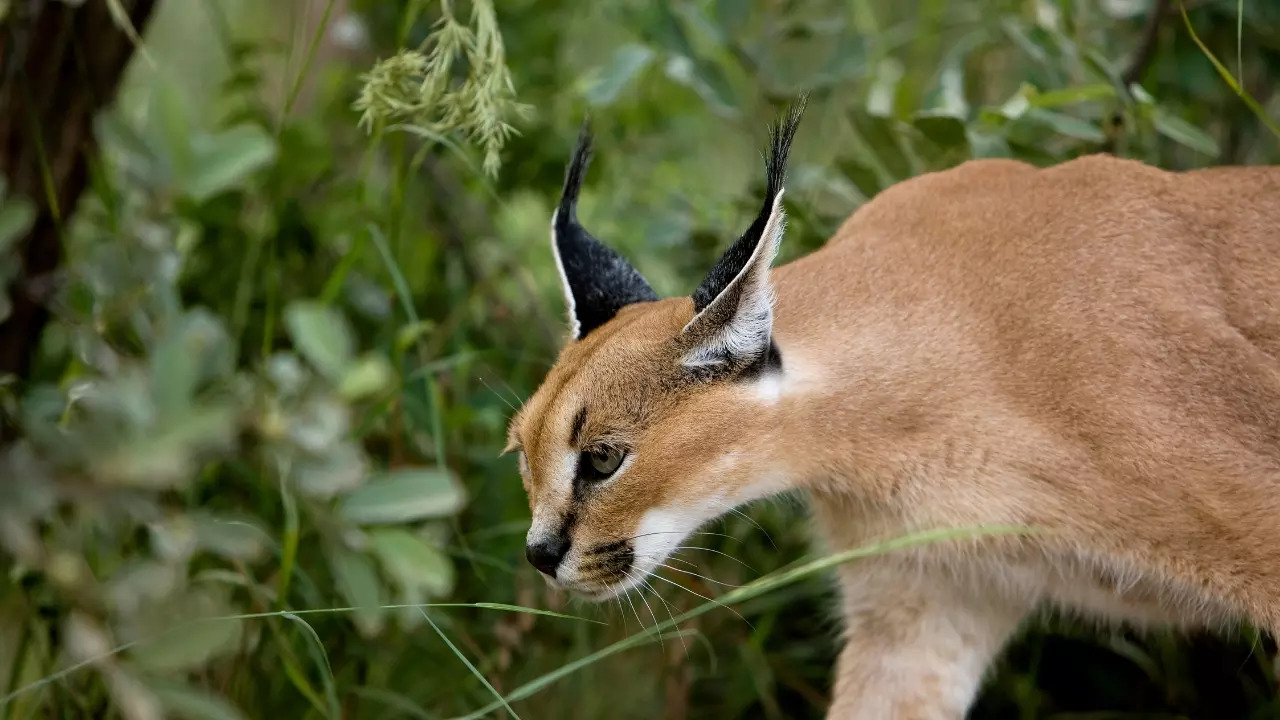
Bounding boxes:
367 222 419 323
418 609 519 719
1179 0 1280 141
214 603 599 624
104 0 155 68
281 612 341 719
280 0 337 126
275 473 301 609
1236 0 1244 77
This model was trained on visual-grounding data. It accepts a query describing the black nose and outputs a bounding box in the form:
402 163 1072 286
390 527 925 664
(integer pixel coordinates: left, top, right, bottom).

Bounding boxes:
525 537 569 577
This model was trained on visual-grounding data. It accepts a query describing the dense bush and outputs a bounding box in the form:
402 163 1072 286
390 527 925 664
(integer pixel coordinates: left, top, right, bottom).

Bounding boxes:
1 0 1279 718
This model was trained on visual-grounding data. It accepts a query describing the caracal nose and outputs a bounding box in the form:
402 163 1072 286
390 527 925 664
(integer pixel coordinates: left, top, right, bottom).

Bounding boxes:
525 537 569 576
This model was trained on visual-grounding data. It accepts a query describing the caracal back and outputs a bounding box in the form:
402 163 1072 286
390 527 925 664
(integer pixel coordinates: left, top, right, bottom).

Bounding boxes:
773 155 1280 628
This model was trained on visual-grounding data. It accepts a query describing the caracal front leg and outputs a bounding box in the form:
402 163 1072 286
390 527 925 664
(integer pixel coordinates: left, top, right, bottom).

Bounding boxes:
826 560 1028 720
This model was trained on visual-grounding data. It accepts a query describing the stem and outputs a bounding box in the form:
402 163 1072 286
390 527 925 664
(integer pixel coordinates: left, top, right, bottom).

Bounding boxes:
0 621 31 720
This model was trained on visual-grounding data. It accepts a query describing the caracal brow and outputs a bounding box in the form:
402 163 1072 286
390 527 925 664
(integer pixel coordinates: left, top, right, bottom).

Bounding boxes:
505 97 1280 719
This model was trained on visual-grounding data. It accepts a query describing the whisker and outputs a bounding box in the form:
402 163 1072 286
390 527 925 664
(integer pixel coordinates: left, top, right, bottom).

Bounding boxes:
650 573 752 629
620 586 651 647
598 530 737 545
635 573 688 658
478 377 519 413
623 568 664 650
498 378 528 408
708 498 776 550
655 562 742 588
613 595 627 629
673 546 755 571
631 552 742 588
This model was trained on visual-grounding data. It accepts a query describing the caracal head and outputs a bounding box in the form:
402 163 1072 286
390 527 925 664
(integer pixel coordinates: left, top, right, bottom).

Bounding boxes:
506 99 808 599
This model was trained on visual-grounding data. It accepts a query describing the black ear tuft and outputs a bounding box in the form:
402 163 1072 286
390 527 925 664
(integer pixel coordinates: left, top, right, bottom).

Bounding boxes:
691 93 808 312
558 118 593 224
552 119 659 340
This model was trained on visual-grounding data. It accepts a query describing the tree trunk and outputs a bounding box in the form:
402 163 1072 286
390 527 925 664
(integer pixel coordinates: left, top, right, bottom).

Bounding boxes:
0 0 158 383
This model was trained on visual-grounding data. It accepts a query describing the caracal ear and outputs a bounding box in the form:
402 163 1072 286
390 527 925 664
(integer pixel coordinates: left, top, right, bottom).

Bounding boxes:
550 119 659 341
681 94 807 377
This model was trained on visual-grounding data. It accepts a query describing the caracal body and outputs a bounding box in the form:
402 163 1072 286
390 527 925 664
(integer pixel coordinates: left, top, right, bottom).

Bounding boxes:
508 102 1280 719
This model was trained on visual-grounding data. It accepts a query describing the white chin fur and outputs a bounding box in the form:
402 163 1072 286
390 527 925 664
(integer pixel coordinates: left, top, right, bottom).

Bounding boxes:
623 505 710 591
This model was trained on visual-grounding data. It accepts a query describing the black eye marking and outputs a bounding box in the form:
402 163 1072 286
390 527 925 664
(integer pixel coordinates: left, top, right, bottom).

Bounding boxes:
576 446 627 485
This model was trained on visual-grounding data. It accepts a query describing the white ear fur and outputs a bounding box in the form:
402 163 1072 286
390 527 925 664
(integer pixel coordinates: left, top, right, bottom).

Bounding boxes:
681 190 785 368
549 207 581 340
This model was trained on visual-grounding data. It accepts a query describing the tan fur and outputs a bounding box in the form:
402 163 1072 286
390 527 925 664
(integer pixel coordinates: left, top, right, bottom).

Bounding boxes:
510 153 1280 718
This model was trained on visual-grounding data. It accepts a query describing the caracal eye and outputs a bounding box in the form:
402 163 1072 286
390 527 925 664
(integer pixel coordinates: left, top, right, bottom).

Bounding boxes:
580 447 625 481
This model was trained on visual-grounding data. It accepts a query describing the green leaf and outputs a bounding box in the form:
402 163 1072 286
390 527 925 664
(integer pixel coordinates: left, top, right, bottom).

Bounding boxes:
835 159 883 200
1029 84 1117 109
920 30 984 117
911 112 968 149
0 195 34 254
848 109 914 184
150 310 228 418
132 616 242 674
865 57 905 118
641 2 698 60
103 668 163 720
1002 17 1051 65
968 130 1014 159
294 441 368 498
395 320 434 354
284 301 355 382
338 354 395 400
368 528 456 597
662 55 738 116
100 405 238 488
327 546 385 636
1153 110 1220 156
714 0 750 31
338 468 466 525
1022 108 1104 142
582 44 654 106
190 512 270 562
1098 0 1147 18
152 683 248 720
181 124 278 202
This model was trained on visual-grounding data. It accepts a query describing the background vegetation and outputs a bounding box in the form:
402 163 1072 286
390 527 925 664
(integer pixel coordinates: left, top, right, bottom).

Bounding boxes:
1 0 1279 718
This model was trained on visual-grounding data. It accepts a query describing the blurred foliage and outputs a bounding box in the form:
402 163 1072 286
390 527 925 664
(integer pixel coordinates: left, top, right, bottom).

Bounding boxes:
1 0 1279 718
